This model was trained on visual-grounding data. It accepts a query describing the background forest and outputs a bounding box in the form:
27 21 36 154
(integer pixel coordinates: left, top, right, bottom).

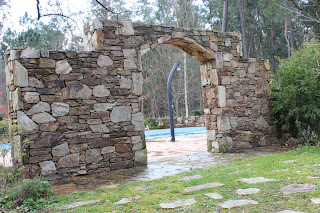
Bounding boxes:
0 0 319 120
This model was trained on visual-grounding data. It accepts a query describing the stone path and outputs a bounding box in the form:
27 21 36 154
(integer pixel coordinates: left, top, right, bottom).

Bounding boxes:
184 182 224 192
205 193 223 199
159 199 197 209
56 174 318 211
58 199 101 210
114 196 141 205
281 184 316 194
179 175 203 181
236 188 260 195
218 200 259 209
239 177 274 184
311 198 320 204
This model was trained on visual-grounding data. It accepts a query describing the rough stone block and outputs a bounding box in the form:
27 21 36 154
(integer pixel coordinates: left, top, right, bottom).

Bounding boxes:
17 111 39 134
52 142 70 157
93 85 110 97
97 55 113 67
13 61 28 87
132 72 143 95
86 149 102 163
32 112 56 124
39 58 55 68
52 102 70 117
62 85 92 99
57 153 80 168
20 48 40 58
29 77 45 88
39 161 56 176
32 132 62 148
134 149 147 166
55 60 72 74
131 112 144 131
110 106 132 123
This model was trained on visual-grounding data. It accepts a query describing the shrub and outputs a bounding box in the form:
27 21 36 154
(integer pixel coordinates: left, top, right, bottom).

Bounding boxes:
191 107 204 116
272 40 320 145
5 178 54 211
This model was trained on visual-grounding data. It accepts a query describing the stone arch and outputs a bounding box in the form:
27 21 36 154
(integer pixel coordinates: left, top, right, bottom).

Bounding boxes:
4 19 274 179
83 20 273 153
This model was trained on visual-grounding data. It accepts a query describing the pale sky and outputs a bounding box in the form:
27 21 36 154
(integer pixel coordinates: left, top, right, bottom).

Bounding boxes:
6 0 91 32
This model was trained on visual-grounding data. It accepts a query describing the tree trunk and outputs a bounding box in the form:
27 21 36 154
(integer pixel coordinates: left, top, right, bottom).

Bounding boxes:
237 0 248 58
222 0 228 32
183 52 189 117
271 15 276 73
285 0 291 58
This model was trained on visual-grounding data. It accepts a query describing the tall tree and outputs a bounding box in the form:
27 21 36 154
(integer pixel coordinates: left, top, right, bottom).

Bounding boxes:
238 0 248 58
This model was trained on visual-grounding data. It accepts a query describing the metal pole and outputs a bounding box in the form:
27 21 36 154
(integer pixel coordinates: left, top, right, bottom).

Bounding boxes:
167 63 179 142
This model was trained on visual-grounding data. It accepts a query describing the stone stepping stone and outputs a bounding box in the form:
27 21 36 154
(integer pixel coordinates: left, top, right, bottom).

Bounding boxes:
229 171 241 175
282 160 296 163
236 188 260 195
281 184 316 194
307 175 319 179
180 175 203 181
135 185 154 190
58 199 101 210
218 200 258 209
160 199 197 209
205 193 223 200
239 177 274 184
311 198 320 204
277 210 305 213
184 182 224 192
114 196 141 205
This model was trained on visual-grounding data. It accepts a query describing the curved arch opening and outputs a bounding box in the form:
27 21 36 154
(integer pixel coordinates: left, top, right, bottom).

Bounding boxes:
140 42 208 161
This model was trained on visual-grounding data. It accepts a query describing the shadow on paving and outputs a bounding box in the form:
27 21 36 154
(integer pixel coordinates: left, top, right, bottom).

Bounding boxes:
52 146 290 195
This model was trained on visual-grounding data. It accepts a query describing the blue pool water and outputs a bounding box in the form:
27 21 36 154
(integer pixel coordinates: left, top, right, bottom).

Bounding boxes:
145 127 206 140
0 127 206 148
0 143 10 150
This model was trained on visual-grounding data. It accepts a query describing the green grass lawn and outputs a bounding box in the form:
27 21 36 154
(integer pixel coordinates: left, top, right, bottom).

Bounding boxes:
49 146 320 212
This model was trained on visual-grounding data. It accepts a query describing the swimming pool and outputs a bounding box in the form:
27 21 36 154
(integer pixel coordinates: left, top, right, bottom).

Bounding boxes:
145 127 206 140
0 144 10 149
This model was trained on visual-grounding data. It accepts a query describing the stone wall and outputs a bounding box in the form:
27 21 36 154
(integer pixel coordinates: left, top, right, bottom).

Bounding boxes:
4 48 147 179
5 19 274 179
156 116 205 128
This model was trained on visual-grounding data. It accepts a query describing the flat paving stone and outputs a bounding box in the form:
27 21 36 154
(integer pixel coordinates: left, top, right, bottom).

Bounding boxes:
184 182 224 192
281 184 316 194
218 199 258 209
277 210 305 213
229 171 241 174
236 188 260 195
159 199 197 209
282 160 296 163
114 196 141 205
205 193 223 199
306 175 319 179
135 185 154 190
311 198 320 204
58 199 101 210
239 177 274 184
180 175 203 181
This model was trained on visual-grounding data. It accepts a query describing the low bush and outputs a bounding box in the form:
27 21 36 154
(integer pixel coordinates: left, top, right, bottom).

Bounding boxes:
191 107 204 116
3 178 54 211
272 40 320 145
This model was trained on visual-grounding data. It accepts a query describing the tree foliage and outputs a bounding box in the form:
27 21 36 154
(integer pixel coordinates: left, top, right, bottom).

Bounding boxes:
272 40 320 143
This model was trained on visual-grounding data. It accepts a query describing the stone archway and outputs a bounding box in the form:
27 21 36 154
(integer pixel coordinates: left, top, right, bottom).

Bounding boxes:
83 19 273 152
4 19 274 179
